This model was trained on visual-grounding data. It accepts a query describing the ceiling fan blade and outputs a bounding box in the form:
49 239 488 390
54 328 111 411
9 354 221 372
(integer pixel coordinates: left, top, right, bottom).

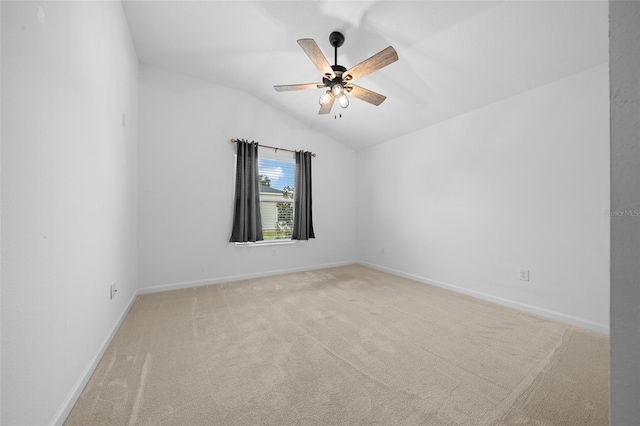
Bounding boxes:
346 85 387 106
343 46 398 83
274 83 325 92
318 95 335 115
297 38 336 80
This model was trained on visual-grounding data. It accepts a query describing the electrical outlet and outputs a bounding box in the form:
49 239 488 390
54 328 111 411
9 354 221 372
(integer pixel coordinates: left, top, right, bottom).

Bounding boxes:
519 269 530 281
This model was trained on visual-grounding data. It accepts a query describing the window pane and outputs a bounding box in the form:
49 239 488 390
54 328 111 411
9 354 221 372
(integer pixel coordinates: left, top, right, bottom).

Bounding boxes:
258 158 295 240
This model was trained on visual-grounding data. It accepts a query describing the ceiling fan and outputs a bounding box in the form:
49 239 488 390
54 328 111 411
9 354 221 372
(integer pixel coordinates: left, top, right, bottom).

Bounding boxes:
274 31 398 115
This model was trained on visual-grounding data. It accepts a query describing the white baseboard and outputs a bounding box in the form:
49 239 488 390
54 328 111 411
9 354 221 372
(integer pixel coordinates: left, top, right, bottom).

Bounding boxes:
137 260 357 295
358 261 609 335
53 291 138 426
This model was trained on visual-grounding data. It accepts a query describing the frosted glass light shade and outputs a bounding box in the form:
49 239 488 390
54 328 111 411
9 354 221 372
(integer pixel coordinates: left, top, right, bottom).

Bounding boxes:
318 91 332 106
338 94 349 108
331 84 344 97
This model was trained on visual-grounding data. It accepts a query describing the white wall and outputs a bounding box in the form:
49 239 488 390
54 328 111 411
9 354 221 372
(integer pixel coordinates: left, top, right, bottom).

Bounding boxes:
610 0 640 423
357 64 610 333
1 2 138 424
137 65 357 291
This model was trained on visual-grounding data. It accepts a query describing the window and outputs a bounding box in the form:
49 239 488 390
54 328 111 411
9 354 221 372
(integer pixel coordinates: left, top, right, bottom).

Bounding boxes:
258 154 295 240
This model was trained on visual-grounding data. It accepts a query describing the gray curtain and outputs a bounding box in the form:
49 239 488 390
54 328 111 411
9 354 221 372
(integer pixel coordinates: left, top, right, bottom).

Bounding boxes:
229 140 263 242
292 151 315 240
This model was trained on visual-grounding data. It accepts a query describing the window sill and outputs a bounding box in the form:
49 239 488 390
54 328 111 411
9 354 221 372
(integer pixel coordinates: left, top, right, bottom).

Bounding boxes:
234 240 297 247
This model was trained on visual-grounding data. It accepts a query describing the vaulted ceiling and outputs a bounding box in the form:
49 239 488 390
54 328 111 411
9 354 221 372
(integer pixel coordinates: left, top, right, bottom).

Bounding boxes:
122 0 608 151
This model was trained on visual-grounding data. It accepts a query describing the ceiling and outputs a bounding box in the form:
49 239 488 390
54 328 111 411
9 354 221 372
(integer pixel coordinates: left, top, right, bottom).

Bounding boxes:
121 0 608 151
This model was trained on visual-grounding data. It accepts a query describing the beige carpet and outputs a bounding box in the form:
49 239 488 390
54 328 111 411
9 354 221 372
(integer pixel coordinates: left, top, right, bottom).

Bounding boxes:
65 264 608 425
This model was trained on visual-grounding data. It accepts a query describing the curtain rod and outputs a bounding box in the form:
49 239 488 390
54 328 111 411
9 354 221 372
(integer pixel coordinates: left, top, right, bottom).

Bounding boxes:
230 138 316 157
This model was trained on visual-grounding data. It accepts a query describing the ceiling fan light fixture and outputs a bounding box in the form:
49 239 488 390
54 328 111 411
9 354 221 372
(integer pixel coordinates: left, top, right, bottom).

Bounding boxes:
319 90 333 106
338 94 349 108
331 83 344 97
